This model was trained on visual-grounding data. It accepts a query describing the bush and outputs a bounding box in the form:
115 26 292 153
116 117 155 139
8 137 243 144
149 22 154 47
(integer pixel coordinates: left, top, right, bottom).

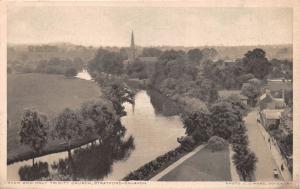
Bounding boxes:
19 162 50 181
64 68 78 78
123 146 187 181
207 136 228 152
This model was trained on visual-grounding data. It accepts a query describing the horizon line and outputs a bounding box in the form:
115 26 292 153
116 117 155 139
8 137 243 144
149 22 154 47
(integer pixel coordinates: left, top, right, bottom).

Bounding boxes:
7 42 293 48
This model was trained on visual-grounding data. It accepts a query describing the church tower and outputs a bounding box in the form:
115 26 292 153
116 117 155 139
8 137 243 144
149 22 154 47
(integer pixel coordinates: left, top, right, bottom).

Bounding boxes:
129 31 136 63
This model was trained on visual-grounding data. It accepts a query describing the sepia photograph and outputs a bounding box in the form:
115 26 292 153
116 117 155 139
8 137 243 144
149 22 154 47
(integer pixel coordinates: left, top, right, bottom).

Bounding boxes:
1 1 298 186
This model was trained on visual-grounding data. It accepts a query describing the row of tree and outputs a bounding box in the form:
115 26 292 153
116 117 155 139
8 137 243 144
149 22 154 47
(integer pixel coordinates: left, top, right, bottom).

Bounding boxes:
181 96 257 181
19 81 135 179
8 57 85 76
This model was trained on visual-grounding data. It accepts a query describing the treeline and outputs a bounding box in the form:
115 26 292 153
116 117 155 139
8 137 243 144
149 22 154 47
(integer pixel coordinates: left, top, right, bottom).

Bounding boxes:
8 57 86 76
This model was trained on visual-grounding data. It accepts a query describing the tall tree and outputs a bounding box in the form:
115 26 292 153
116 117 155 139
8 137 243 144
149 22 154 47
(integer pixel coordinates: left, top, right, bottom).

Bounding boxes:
19 109 49 166
209 101 242 140
53 108 83 165
243 48 270 79
181 110 211 142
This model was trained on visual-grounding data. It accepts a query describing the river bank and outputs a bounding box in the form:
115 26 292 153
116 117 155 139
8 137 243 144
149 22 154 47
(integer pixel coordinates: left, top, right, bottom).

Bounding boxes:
7 137 98 165
7 73 102 165
8 71 187 180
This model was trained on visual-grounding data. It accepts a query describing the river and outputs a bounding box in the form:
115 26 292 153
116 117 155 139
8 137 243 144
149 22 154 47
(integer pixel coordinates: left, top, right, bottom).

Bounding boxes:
7 71 185 180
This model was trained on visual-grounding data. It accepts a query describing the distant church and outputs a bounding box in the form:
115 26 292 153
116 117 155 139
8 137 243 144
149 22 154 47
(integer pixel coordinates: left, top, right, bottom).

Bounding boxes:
126 31 158 64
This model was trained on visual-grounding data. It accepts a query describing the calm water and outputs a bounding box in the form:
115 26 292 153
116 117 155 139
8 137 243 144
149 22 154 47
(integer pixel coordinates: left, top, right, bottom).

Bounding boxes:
104 91 185 180
7 71 185 180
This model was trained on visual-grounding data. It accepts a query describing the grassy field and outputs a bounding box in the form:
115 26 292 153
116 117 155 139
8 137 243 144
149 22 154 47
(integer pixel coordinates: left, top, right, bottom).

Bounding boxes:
159 144 231 181
7 73 102 163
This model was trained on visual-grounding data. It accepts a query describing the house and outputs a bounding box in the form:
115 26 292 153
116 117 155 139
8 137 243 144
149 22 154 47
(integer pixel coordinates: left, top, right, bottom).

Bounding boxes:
260 109 284 129
259 89 286 111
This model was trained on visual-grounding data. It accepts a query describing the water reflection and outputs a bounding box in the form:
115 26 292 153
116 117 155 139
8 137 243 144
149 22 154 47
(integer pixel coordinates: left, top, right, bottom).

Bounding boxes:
9 90 184 181
147 89 181 116
19 162 50 181
18 121 134 180
105 90 185 180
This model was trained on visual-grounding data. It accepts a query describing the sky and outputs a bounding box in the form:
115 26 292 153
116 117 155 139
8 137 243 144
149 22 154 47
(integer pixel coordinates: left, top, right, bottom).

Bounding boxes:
7 5 293 47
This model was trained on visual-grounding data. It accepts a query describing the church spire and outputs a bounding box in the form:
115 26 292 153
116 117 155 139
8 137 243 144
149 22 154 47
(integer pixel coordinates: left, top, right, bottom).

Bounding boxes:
129 30 135 63
131 30 135 47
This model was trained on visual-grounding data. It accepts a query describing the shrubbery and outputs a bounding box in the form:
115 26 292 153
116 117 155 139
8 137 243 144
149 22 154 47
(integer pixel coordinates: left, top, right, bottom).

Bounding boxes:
207 136 227 152
19 162 50 181
123 146 188 181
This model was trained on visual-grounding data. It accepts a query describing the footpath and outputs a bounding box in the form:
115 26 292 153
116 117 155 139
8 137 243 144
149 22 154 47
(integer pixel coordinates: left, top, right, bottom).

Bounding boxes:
256 110 292 181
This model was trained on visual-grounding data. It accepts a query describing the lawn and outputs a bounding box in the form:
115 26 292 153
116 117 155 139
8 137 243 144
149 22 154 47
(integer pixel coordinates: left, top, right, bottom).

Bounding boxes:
159 144 231 181
7 73 102 164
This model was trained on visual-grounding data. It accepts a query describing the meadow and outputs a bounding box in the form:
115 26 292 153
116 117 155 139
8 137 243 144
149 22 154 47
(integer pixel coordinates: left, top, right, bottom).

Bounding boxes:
7 73 102 163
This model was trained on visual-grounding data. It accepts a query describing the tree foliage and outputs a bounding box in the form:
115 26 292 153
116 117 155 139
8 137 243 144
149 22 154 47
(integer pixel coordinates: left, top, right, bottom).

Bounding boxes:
104 82 135 117
142 47 162 57
181 110 211 142
209 101 242 140
19 109 49 165
241 82 260 106
88 48 124 76
243 48 270 79
187 48 203 63
233 148 257 181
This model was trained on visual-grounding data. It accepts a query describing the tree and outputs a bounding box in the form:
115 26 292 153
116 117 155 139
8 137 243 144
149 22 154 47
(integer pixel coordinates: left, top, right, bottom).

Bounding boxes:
225 95 249 116
201 48 218 61
233 148 257 181
142 47 162 57
195 77 219 104
243 48 270 79
126 59 147 79
64 68 78 78
241 82 260 106
88 48 109 76
209 101 242 140
80 100 117 138
187 48 203 63
159 49 185 63
104 82 135 117
181 110 211 142
53 108 83 169
19 109 49 166
102 52 124 76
